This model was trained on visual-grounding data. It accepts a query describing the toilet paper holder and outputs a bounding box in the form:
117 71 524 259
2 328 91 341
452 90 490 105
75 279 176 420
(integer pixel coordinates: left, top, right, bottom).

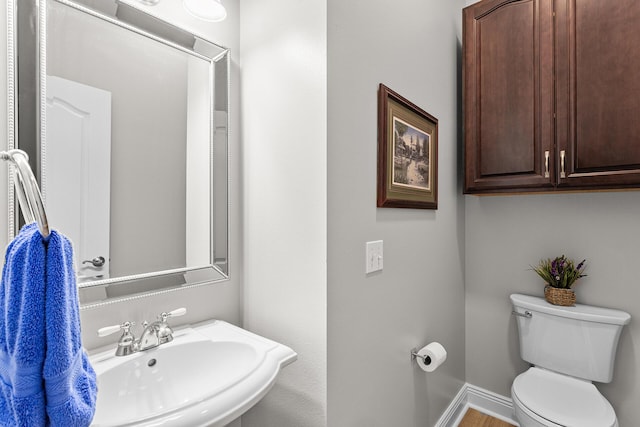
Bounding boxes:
410 347 430 364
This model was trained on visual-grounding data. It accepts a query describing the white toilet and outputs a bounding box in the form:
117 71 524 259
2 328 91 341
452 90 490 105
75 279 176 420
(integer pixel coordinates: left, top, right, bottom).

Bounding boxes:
510 293 631 427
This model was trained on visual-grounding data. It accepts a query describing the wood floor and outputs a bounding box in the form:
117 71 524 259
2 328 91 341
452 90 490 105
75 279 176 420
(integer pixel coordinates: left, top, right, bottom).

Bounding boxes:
457 408 516 427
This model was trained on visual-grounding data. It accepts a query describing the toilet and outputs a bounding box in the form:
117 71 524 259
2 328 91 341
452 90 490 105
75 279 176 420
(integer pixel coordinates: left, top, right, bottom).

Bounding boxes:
510 294 631 427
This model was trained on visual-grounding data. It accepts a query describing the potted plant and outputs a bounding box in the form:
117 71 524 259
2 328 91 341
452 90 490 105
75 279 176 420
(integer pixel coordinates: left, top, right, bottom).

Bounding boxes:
531 255 587 306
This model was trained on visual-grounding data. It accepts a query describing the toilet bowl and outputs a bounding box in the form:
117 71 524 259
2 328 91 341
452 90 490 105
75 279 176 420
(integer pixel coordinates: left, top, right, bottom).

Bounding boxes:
511 367 617 427
509 294 630 427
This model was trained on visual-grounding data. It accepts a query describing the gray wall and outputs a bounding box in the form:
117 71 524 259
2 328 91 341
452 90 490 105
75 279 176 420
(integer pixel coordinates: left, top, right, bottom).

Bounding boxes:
240 0 466 425
327 0 466 425
240 0 328 426
465 192 640 426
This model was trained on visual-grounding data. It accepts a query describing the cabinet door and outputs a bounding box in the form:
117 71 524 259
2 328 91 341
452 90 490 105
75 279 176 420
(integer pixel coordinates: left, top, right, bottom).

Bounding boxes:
556 0 640 188
464 0 554 193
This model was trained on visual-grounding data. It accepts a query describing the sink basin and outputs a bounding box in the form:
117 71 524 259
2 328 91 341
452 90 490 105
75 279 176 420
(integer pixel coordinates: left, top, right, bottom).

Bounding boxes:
89 320 296 427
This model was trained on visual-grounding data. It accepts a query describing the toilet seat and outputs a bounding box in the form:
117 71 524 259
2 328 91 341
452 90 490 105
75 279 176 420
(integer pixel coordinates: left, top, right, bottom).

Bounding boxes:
512 367 617 427
512 391 563 427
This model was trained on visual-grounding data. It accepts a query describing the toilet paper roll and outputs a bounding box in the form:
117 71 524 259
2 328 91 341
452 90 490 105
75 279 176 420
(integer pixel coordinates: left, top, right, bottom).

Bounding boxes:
415 342 447 373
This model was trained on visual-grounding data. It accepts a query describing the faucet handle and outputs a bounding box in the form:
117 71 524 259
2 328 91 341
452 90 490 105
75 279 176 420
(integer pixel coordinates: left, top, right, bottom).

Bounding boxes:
97 321 135 337
159 307 187 322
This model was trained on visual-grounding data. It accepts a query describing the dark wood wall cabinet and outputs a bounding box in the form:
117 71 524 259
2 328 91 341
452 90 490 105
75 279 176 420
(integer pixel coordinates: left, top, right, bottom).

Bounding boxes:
463 0 640 194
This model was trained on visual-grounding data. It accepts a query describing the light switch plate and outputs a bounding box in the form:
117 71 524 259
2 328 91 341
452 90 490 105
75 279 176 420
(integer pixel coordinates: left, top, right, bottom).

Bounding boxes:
366 240 383 274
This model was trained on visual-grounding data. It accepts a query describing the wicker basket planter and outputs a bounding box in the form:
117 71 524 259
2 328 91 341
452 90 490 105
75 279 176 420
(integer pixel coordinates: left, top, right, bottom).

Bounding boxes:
544 286 576 306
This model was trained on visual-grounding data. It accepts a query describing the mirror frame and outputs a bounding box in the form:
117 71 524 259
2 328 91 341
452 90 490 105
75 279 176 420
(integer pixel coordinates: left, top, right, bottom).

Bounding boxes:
7 0 231 305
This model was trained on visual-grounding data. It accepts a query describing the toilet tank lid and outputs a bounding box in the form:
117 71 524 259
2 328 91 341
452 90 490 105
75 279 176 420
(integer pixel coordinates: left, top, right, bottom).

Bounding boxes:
510 294 631 325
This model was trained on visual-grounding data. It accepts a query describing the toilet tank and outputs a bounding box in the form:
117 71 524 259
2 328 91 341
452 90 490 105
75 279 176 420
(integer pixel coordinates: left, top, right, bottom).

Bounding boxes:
510 294 630 383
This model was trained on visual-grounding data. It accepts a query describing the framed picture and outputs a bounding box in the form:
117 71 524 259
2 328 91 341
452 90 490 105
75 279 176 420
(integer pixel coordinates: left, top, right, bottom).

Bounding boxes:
377 84 438 209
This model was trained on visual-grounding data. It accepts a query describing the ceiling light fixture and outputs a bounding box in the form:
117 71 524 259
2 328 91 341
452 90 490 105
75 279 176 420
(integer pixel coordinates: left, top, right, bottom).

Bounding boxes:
183 0 227 22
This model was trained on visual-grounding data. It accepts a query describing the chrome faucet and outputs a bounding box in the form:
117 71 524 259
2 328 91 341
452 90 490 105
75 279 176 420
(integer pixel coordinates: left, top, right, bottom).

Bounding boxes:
98 308 187 356
137 308 186 351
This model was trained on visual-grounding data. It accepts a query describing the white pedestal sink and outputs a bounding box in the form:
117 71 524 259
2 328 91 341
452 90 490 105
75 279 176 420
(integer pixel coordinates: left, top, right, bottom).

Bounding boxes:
89 320 296 426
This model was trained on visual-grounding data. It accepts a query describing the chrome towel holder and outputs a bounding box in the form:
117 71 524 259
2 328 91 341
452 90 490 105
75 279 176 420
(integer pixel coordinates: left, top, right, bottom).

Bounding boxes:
0 149 50 239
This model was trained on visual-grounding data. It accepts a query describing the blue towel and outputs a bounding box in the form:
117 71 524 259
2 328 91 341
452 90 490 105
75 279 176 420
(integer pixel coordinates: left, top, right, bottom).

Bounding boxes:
0 223 97 426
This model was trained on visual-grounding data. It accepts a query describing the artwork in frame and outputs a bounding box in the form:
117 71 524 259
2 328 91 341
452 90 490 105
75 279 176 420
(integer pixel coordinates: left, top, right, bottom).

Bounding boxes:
377 84 438 209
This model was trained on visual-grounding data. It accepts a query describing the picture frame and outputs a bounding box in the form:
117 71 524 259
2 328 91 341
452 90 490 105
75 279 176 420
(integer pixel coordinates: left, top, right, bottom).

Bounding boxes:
377 84 438 209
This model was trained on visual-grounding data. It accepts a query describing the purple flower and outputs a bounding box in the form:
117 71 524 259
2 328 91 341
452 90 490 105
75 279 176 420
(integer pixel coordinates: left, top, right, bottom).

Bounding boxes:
532 255 588 289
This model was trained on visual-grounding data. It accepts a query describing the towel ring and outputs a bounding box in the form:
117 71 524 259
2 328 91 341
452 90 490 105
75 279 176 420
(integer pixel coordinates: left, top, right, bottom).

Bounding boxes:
1 149 50 239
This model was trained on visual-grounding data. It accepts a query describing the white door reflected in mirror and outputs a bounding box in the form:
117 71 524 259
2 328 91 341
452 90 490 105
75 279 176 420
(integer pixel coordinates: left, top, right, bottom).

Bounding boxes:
45 76 111 281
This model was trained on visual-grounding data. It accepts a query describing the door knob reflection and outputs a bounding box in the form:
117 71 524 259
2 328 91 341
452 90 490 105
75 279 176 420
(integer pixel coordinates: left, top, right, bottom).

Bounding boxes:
82 256 106 268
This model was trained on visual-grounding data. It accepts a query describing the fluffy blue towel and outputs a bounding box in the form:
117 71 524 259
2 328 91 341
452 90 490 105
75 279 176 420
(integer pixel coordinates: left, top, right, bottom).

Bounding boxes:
0 223 97 426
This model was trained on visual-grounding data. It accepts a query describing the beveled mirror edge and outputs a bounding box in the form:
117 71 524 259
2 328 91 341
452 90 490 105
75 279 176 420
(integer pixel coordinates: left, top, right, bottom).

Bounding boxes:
7 0 232 308
78 274 224 311
6 0 17 245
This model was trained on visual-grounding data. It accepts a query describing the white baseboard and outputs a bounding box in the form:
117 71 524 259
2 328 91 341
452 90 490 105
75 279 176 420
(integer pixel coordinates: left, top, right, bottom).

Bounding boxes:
434 384 469 427
435 383 519 427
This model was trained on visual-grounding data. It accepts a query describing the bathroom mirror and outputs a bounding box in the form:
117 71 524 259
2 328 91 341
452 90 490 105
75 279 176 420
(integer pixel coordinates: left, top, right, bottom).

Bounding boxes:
8 0 230 304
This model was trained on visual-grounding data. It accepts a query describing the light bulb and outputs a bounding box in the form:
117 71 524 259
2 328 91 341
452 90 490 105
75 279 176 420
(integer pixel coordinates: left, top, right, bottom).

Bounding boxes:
183 0 227 22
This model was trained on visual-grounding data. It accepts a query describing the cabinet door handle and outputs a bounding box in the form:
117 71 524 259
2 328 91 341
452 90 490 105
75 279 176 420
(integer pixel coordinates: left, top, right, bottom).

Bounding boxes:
544 151 550 178
560 150 566 178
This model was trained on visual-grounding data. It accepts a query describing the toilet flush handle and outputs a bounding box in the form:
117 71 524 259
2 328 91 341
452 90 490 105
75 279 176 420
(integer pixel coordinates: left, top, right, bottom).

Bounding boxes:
511 310 532 319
